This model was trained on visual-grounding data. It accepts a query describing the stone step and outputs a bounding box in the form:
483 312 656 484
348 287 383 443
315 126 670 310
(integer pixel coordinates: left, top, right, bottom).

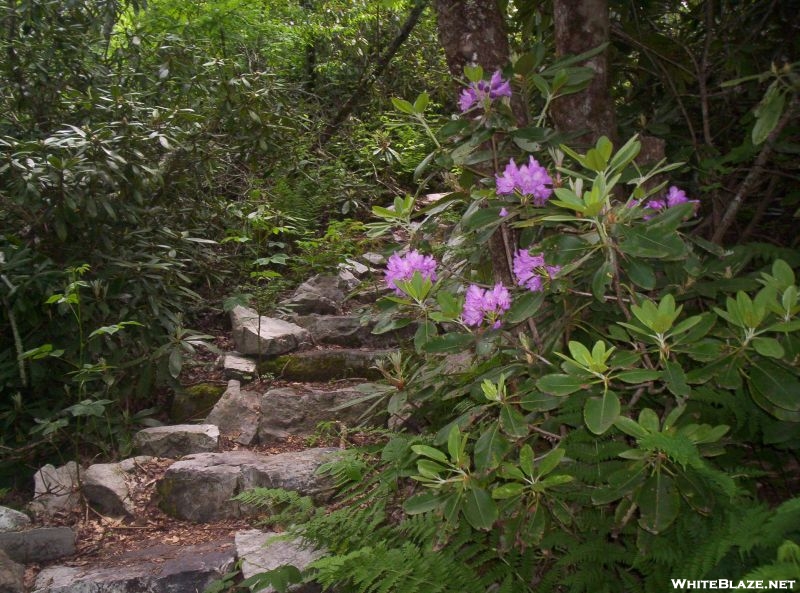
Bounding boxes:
33 537 234 593
207 380 376 445
32 530 324 593
156 448 339 522
259 348 391 382
287 314 411 349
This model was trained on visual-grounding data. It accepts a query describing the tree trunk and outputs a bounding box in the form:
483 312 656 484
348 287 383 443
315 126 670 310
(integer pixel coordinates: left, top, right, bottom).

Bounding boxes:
434 0 523 287
550 0 616 148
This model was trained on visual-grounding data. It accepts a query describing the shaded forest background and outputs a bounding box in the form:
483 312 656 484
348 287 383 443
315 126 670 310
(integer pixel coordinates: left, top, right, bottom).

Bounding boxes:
1 0 798 489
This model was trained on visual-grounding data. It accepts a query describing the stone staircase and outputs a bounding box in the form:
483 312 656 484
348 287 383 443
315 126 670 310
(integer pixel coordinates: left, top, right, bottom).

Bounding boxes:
0 263 407 593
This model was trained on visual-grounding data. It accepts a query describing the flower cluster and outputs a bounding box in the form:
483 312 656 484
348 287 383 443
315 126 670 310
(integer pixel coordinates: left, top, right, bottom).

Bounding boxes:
459 71 512 112
462 283 511 329
644 186 699 218
496 157 553 206
385 250 437 295
513 250 560 293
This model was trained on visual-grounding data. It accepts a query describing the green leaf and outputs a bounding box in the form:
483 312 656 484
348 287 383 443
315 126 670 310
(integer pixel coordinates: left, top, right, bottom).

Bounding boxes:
474 424 510 471
752 82 786 145
623 258 656 289
752 336 785 359
505 291 543 324
584 390 621 434
391 97 415 114
519 389 562 412
519 444 535 476
463 486 498 530
591 260 613 300
411 445 448 463
536 374 585 395
614 416 650 439
413 91 430 113
414 321 437 353
492 483 525 499
615 369 661 384
749 361 800 412
536 448 565 477
447 424 462 464
168 348 182 379
618 226 686 259
636 473 680 534
638 408 661 433
500 405 529 438
423 333 474 353
403 491 441 515
663 360 690 398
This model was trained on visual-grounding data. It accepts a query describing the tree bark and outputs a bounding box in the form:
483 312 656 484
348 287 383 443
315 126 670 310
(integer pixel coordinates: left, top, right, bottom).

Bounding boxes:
434 0 523 287
550 0 616 148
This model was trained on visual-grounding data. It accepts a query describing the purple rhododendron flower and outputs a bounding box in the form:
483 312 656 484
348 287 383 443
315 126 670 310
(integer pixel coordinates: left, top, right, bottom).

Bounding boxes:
643 186 698 219
385 250 437 295
513 250 560 293
462 283 512 328
495 157 553 206
459 71 512 112
499 207 509 217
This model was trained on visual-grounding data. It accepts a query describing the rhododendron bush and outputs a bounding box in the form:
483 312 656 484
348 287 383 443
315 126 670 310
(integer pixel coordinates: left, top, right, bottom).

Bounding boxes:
312 65 800 591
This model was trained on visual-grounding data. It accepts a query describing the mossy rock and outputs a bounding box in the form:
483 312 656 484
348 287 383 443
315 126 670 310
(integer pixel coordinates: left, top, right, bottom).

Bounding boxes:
258 349 391 382
170 382 226 422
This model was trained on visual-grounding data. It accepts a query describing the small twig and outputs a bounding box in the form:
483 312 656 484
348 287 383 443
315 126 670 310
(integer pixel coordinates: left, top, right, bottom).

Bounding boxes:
711 93 798 244
532 426 562 442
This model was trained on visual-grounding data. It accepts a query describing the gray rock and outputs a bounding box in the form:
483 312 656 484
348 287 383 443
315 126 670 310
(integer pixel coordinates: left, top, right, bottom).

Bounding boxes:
259 349 391 382
231 306 311 356
222 351 258 382
29 462 81 519
82 463 133 517
170 382 226 422
0 507 30 533
280 275 347 315
258 387 374 444
361 252 385 266
133 424 219 458
290 315 407 348
342 258 370 277
0 549 24 593
32 538 235 593
235 530 323 593
157 449 339 522
117 456 154 473
0 527 75 563
206 380 260 445
337 268 361 291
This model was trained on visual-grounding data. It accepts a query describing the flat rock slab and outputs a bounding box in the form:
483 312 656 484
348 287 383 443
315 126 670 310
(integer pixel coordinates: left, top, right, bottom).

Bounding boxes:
259 349 391 382
258 386 374 444
280 275 348 315
0 507 31 533
0 527 75 564
206 380 260 445
231 306 311 356
157 449 339 522
222 351 258 382
235 530 323 592
289 315 411 348
133 424 219 458
32 538 234 593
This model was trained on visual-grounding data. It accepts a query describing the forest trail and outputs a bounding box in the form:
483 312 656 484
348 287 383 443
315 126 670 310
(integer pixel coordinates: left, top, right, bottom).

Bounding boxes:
16 266 399 592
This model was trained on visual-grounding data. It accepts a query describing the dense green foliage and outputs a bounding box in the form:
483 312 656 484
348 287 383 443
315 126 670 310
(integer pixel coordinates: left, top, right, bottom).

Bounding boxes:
1 1 799 590
242 56 800 590
0 0 446 481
